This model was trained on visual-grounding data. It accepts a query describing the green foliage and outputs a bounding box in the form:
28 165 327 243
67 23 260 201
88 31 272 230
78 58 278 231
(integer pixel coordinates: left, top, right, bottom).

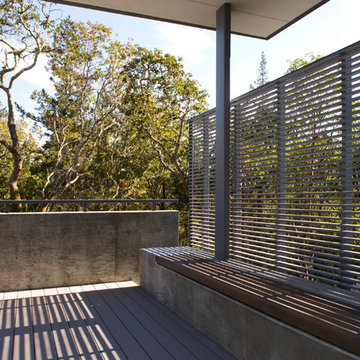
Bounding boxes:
286 53 323 73
122 45 208 191
31 19 125 201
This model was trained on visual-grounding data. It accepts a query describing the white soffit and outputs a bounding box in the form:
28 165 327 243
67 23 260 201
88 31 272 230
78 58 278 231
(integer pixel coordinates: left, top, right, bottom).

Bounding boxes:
48 0 330 39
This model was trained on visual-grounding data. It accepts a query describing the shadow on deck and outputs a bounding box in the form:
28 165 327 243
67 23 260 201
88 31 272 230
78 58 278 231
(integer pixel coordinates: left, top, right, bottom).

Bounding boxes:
0 282 235 360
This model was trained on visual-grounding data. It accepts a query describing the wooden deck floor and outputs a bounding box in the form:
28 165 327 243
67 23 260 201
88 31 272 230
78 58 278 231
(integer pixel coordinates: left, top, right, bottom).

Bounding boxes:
0 282 235 360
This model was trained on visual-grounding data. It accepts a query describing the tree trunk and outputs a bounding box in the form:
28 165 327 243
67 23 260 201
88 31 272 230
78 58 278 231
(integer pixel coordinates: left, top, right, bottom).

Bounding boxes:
160 182 166 210
41 204 51 212
7 91 22 212
9 177 22 212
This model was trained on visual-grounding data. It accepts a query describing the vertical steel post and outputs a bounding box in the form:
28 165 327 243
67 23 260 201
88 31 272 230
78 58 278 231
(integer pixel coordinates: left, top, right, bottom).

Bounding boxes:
215 3 231 260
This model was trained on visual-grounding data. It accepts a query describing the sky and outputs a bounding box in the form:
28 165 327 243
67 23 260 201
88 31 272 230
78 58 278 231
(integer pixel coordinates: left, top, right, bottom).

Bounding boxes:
5 0 360 112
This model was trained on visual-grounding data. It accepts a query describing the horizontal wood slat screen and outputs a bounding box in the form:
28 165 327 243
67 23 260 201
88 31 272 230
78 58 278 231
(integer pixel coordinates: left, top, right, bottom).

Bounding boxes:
189 40 360 292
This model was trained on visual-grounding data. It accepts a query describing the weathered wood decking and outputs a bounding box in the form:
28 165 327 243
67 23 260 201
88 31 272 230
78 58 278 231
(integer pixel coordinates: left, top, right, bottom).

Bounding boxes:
0 282 235 360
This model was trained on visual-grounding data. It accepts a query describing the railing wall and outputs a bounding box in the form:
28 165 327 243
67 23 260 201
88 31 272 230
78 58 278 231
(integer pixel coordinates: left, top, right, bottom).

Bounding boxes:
0 211 178 291
189 40 360 291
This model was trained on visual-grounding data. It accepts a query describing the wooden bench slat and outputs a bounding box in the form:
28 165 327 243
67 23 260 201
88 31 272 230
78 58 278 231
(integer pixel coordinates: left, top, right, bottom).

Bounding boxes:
156 253 360 356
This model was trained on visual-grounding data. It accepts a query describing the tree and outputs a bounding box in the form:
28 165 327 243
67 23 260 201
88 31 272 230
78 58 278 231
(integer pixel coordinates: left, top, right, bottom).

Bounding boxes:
250 51 269 90
31 19 129 205
0 0 53 209
31 20 207 219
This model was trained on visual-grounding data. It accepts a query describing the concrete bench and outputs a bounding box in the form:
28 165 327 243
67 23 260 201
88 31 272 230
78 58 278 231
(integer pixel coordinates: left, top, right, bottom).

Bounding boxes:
140 247 360 360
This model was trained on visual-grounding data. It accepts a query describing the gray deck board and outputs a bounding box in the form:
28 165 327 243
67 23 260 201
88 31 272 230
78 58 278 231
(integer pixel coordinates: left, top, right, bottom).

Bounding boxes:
73 290 127 360
0 299 16 360
108 287 198 360
14 298 35 360
84 287 151 360
47 294 81 360
0 282 236 360
32 296 58 360
125 286 235 360
94 287 175 360
58 293 105 359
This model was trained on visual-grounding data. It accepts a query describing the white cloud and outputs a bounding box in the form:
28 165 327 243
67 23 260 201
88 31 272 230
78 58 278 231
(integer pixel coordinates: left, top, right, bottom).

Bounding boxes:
154 22 214 65
21 54 54 93
0 40 54 92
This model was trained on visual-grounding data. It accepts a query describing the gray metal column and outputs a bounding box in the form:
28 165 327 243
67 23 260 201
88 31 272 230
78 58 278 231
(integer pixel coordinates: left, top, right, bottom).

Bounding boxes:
215 3 231 260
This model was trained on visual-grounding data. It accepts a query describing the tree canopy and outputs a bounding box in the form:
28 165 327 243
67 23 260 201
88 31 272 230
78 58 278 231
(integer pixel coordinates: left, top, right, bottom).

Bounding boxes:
286 52 323 73
28 19 207 207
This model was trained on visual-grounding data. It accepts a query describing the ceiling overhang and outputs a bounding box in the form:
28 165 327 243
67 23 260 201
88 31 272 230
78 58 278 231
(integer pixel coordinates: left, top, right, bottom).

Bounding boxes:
46 0 330 40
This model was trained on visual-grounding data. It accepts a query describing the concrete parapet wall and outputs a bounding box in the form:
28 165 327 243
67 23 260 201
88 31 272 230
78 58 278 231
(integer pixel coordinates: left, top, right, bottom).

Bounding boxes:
140 248 358 360
0 211 178 291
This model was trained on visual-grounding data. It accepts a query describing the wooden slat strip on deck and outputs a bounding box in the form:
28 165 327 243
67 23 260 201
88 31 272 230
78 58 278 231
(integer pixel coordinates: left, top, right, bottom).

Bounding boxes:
46 291 81 360
77 285 128 360
57 292 106 359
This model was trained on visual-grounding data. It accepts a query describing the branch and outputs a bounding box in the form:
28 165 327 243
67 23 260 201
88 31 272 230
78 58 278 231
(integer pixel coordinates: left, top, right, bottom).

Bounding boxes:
144 127 174 162
41 170 54 199
9 48 40 88
152 143 177 175
0 39 18 53
76 119 116 170
68 174 80 186
0 138 12 152
0 42 30 85
145 127 188 187
174 113 186 156
0 147 7 159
